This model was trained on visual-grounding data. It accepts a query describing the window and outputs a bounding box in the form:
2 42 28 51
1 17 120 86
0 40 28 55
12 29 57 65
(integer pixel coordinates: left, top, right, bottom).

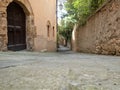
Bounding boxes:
46 20 51 37
53 26 54 37
47 25 50 37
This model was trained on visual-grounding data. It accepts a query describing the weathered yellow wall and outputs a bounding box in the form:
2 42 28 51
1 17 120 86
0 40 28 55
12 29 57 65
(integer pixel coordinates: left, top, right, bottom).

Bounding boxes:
29 0 57 51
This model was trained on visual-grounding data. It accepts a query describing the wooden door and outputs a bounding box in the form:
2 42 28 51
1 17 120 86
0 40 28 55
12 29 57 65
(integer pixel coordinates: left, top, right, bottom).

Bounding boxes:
7 2 26 51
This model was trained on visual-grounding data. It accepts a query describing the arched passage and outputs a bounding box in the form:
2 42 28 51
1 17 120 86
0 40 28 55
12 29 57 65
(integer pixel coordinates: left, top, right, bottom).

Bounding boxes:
0 0 36 51
7 2 26 51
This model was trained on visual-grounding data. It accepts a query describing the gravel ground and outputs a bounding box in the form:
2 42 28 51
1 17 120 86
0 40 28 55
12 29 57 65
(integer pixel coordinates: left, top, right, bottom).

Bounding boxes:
0 51 120 90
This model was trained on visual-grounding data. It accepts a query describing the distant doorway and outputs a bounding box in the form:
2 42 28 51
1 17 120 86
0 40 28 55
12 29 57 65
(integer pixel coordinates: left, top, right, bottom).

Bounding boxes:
7 2 26 51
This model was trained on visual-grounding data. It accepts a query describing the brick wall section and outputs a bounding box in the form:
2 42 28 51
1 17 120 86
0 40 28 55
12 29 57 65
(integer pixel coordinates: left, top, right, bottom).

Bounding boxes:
73 0 120 55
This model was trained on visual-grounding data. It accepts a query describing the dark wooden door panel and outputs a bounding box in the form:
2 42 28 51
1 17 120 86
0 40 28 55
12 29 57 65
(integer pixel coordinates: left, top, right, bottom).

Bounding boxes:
7 2 26 51
8 26 14 45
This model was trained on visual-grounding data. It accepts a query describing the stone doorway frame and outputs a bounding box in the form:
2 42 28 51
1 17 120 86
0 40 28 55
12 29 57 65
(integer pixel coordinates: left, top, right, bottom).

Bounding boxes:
0 0 36 51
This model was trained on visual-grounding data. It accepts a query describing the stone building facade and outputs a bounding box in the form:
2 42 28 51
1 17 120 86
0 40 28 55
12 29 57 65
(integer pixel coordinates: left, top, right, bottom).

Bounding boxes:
72 0 120 55
0 0 56 51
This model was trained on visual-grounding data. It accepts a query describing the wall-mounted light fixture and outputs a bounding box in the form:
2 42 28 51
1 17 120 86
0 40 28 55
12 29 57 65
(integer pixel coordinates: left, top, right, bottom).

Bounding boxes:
59 3 63 10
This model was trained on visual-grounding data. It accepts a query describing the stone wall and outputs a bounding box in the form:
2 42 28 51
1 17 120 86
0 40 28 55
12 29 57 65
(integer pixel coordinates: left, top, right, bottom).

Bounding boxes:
0 1 7 51
0 0 36 51
73 0 120 55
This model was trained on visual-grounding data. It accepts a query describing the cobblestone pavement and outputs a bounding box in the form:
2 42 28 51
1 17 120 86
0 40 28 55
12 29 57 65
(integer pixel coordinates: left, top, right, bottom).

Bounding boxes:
0 51 120 90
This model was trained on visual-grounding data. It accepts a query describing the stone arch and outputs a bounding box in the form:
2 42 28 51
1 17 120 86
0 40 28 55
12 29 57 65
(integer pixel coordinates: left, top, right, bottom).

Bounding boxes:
7 0 34 15
0 0 36 51
47 20 51 27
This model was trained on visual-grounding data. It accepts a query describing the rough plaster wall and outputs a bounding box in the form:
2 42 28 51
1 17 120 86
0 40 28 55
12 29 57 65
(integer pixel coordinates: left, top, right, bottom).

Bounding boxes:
77 16 96 53
29 0 57 51
76 0 120 55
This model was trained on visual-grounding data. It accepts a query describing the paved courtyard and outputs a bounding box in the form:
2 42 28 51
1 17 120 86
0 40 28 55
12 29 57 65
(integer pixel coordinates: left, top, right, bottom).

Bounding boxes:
0 51 120 90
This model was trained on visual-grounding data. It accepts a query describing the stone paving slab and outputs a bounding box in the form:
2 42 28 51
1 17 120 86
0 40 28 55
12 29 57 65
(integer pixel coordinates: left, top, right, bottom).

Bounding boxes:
0 52 120 90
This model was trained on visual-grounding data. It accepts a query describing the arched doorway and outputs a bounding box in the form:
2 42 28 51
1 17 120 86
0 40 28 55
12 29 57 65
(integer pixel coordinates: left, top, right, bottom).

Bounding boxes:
7 2 26 51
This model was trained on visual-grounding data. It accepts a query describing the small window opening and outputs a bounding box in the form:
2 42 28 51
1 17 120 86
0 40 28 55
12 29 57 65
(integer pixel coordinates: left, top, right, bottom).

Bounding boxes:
47 25 50 37
53 26 54 37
